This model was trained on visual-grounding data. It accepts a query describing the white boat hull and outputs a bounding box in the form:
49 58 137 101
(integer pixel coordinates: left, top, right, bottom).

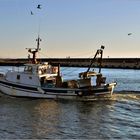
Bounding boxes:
0 79 116 100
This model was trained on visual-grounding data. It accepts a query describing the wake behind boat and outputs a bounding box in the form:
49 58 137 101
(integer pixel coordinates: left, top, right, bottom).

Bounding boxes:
0 36 117 100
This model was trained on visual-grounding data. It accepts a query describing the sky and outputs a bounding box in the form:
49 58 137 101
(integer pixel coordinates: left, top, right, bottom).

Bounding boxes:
0 0 140 58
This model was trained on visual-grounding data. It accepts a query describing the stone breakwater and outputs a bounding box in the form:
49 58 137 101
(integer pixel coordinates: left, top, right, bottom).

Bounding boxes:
0 58 140 69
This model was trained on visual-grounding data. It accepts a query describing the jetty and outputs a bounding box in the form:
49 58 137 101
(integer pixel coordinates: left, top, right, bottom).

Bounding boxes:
0 58 140 69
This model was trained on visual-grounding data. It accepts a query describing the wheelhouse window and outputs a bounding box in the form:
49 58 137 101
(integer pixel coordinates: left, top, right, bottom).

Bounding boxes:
17 75 20 80
29 76 32 79
24 66 33 73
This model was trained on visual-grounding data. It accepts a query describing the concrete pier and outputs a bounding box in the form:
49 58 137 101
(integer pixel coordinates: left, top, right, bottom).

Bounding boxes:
0 58 140 69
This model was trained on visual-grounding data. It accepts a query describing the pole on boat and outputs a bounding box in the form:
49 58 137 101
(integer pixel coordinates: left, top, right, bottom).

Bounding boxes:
98 45 104 73
86 50 99 73
36 35 42 51
87 45 105 73
56 63 62 87
57 63 60 77
26 36 41 64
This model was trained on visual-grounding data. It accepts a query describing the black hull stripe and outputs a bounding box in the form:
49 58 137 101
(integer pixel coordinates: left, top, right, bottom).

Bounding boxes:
0 83 39 93
0 80 110 95
43 88 72 93
0 80 74 93
43 87 109 94
0 80 37 91
0 83 76 97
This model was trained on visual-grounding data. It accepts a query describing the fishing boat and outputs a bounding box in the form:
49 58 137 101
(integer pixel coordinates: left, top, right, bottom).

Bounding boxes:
0 36 117 100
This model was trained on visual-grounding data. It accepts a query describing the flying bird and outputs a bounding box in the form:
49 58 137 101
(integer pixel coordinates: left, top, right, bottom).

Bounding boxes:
128 33 132 36
37 4 41 9
31 11 34 15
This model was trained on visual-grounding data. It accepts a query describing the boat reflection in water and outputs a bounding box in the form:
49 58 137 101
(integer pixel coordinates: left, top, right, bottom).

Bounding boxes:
0 91 139 139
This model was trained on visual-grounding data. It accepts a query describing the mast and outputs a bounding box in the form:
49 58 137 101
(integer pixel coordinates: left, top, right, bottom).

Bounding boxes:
26 3 42 64
26 36 42 64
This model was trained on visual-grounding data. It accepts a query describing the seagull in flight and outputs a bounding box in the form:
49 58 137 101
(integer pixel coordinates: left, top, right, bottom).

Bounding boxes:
37 4 41 9
31 11 34 15
128 33 132 36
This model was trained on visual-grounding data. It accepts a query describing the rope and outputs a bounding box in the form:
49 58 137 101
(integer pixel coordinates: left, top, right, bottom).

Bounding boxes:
37 49 97 76
62 68 81 76
66 50 95 58
39 51 50 58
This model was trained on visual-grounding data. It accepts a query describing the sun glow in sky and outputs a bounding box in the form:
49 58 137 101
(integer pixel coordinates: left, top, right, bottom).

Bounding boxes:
0 0 140 58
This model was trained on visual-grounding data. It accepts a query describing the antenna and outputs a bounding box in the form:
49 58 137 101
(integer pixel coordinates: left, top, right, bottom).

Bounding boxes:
36 35 42 51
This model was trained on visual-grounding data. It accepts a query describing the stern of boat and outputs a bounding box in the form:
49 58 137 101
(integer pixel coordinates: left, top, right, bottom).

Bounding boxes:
107 82 117 95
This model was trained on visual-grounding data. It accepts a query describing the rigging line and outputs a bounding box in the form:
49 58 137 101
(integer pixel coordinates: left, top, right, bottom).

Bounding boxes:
61 67 71 71
62 66 83 74
68 50 95 58
35 3 42 37
62 66 82 75
39 52 50 58
63 73 79 77
38 51 82 73
38 53 76 73
62 70 76 75
69 49 98 59
63 71 80 76
88 51 102 60
88 54 95 58
62 67 85 76
62 54 95 73
37 11 41 37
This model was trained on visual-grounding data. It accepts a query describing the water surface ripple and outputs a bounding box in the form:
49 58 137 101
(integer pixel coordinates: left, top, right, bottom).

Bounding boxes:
0 93 139 139
0 67 140 139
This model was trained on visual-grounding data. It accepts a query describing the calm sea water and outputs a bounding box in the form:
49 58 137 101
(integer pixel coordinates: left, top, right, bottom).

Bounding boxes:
0 67 140 139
